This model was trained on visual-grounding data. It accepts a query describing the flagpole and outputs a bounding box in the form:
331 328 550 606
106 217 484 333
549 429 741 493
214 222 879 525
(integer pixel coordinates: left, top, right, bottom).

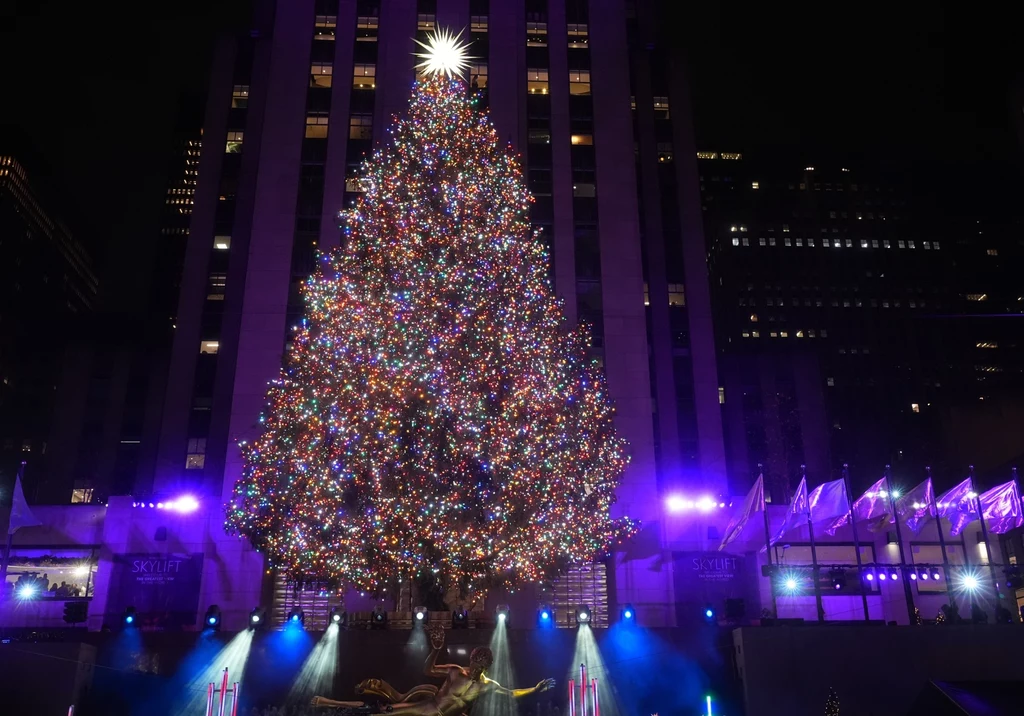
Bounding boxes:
884 465 916 624
758 465 778 619
926 467 956 610
842 464 870 621
803 466 825 623
970 466 1001 609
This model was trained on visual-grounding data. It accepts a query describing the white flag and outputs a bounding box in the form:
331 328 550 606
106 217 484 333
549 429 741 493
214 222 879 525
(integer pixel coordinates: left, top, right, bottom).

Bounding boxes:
719 474 764 550
9 467 41 535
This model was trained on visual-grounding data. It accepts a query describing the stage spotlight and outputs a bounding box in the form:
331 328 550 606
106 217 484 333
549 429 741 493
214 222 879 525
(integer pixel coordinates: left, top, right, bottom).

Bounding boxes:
413 606 429 625
703 604 716 623
864 569 875 582
124 607 138 628
919 568 929 581
287 607 305 627
785 577 798 591
451 606 469 629
204 605 222 631
829 569 846 590
621 604 636 623
371 605 388 629
931 568 942 581
495 604 511 624
575 606 591 625
329 607 347 627
963 574 979 591
17 583 37 599
249 607 266 629
909 571 918 581
890 569 900 581
537 605 553 627
879 571 887 581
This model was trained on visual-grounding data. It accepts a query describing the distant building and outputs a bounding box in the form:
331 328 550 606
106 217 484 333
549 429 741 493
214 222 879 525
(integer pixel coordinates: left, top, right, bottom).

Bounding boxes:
702 153 1024 498
41 124 204 504
0 154 98 497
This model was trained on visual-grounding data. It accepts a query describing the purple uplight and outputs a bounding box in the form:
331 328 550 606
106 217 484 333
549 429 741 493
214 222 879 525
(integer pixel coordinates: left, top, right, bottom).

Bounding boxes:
665 494 725 513
865 572 875 581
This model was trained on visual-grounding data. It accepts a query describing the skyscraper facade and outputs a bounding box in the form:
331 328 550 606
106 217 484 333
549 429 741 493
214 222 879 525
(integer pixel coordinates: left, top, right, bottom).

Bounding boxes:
151 0 724 626
0 154 98 497
702 153 1024 499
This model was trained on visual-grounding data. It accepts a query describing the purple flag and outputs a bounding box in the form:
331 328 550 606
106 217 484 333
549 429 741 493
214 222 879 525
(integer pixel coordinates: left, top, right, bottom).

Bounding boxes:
979 481 1024 534
809 479 850 527
935 478 979 537
826 477 891 535
764 477 808 550
895 478 935 533
719 474 764 550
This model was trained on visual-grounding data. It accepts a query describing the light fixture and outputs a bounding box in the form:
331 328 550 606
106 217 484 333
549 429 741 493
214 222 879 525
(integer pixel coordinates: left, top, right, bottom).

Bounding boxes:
931 568 942 581
451 606 469 629
413 606 428 624
17 583 37 599
890 569 900 581
864 569 875 582
575 606 591 625
537 605 553 627
249 607 266 629
620 604 635 623
204 605 222 630
329 607 347 627
909 571 918 581
371 605 388 629
703 604 716 623
962 574 979 591
124 606 138 628
287 607 305 627
829 569 846 591
495 604 511 624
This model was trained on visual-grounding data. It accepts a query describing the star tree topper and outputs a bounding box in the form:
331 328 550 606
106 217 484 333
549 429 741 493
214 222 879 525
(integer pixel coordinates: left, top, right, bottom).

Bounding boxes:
413 27 473 78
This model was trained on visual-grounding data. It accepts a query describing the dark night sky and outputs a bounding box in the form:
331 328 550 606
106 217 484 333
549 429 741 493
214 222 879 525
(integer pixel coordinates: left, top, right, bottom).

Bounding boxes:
1 1 1019 307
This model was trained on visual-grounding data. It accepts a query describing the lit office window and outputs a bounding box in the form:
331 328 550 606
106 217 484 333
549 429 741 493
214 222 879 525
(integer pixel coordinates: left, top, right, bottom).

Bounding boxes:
966 294 988 302
470 63 488 88
207 273 227 301
668 284 685 307
571 134 594 146
349 114 372 140
311 62 333 88
71 488 94 504
306 113 330 139
200 340 219 354
353 64 376 89
356 15 378 41
527 21 548 46
527 68 549 94
214 235 231 250
569 70 591 95
186 439 207 470
315 15 337 40
225 131 244 153
567 23 588 48
470 15 488 32
231 85 249 108
417 13 435 31
656 142 673 162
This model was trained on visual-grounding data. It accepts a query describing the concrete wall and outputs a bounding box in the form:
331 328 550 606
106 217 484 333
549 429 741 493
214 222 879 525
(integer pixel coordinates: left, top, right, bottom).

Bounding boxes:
735 624 1024 716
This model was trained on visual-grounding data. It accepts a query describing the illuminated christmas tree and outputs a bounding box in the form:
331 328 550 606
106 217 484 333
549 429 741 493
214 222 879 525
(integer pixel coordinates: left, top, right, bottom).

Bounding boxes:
825 687 840 716
225 31 633 597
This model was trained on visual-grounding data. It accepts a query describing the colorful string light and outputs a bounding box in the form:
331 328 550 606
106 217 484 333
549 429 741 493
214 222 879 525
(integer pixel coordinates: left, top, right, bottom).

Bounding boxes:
225 73 634 596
